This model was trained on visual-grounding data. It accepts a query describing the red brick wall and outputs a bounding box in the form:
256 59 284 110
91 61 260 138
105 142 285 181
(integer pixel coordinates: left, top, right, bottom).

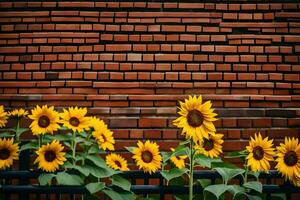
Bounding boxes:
0 1 299 152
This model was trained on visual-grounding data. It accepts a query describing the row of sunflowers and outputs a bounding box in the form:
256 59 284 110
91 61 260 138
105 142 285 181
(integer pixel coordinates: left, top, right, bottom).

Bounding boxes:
0 95 299 200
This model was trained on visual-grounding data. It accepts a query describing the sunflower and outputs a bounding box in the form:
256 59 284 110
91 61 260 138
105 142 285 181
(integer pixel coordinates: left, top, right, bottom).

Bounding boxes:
0 138 19 170
88 116 107 131
194 133 224 158
8 108 28 118
28 105 60 135
170 148 188 169
132 140 162 174
275 137 300 187
0 105 8 128
106 153 129 171
92 124 115 151
173 95 218 143
60 107 90 133
34 140 66 172
246 133 275 172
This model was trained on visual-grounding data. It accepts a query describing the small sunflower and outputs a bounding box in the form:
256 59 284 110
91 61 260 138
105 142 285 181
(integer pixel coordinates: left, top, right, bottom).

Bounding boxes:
28 105 60 135
0 138 19 170
173 95 218 143
275 137 300 187
34 140 66 172
194 133 224 158
60 107 90 133
8 108 28 118
132 140 162 174
88 116 107 131
92 124 115 151
0 105 8 128
106 153 129 171
170 148 188 169
246 133 275 172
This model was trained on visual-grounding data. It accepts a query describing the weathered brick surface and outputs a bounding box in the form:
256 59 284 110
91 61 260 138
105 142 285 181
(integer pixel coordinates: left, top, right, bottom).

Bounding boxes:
0 1 299 152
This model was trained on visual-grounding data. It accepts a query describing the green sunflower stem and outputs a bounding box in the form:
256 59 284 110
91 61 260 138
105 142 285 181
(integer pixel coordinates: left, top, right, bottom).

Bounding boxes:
15 119 20 143
189 139 194 200
72 131 77 165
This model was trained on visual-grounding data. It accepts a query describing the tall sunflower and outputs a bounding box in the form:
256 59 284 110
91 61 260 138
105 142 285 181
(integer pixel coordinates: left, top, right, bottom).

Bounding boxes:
0 105 8 128
28 105 60 135
170 148 188 169
34 140 66 172
60 107 90 133
8 108 28 118
275 137 300 187
246 133 275 172
173 95 217 143
92 124 115 151
132 140 162 174
0 138 19 170
106 153 129 171
194 133 224 158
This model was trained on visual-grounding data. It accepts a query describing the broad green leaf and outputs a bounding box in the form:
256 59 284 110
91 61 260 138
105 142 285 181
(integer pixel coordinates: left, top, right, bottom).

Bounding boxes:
225 150 247 158
179 140 190 146
48 133 72 141
194 154 222 168
227 185 246 200
270 194 286 200
75 137 85 143
56 172 83 185
103 189 123 200
175 195 189 200
62 161 72 168
20 142 38 152
38 173 55 186
111 175 131 191
214 167 245 184
85 182 105 194
162 146 189 163
211 162 238 169
243 181 262 193
198 179 211 188
125 146 136 153
204 184 229 200
0 132 14 138
86 155 107 168
85 164 117 178
73 165 90 176
88 144 105 154
247 194 262 200
248 171 260 180
15 127 29 139
161 151 172 163
58 126 70 130
160 168 188 182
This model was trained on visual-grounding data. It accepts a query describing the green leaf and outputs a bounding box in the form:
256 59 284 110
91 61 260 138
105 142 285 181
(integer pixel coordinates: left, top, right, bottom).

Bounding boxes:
117 190 136 200
160 168 188 182
248 171 260 180
247 194 262 200
225 150 247 159
20 141 39 152
56 172 83 185
85 164 117 178
194 154 222 168
38 173 55 186
0 132 14 138
111 175 131 191
103 189 123 200
179 140 190 146
162 145 188 163
49 133 72 141
204 184 229 200
198 179 211 188
59 126 70 130
88 144 105 154
86 155 107 168
227 185 246 200
211 162 239 169
161 151 172 163
73 165 90 176
125 146 136 153
85 182 105 194
214 167 245 184
270 194 286 200
15 127 29 139
243 181 262 193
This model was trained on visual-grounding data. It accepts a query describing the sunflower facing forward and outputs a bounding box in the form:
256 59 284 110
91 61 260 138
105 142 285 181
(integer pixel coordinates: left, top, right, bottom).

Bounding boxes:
194 133 224 158
106 153 129 171
173 95 217 143
246 133 275 172
28 105 60 135
0 138 19 170
275 137 300 187
133 140 162 174
170 148 188 169
92 124 115 151
60 107 90 133
8 108 28 118
0 105 8 128
34 140 66 172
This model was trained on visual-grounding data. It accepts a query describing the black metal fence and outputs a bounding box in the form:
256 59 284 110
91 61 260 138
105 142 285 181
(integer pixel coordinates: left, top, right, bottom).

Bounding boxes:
0 150 299 200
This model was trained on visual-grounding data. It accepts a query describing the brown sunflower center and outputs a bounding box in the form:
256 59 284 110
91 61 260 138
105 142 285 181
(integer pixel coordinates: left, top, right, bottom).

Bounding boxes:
0 148 10 160
284 151 298 166
114 160 122 168
38 115 50 128
44 150 56 162
141 150 153 163
102 134 107 142
69 117 80 127
187 109 204 127
253 146 264 160
203 139 214 151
